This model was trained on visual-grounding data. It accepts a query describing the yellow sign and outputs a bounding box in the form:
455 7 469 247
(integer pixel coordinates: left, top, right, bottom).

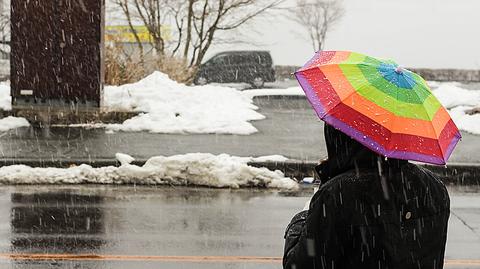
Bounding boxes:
105 25 171 43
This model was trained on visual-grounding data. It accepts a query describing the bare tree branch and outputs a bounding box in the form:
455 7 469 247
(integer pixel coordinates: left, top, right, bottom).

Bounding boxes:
289 0 344 51
115 0 282 71
113 0 145 62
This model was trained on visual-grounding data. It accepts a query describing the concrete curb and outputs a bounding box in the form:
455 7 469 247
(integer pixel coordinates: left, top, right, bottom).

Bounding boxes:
0 108 140 125
0 158 478 185
274 65 480 82
252 95 307 100
0 158 146 168
249 161 480 186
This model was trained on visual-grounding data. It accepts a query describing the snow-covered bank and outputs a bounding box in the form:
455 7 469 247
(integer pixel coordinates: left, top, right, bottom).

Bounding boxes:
0 153 298 190
431 82 480 109
430 82 480 135
104 72 264 134
0 116 30 132
447 106 480 135
0 83 10 111
0 72 266 134
242 87 305 99
0 83 31 130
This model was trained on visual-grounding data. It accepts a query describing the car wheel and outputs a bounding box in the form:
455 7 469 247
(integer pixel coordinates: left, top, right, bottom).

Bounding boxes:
251 76 264 88
195 76 208 85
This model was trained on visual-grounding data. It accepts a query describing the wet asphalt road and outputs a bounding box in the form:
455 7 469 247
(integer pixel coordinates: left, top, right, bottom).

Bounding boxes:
0 185 478 268
0 96 479 164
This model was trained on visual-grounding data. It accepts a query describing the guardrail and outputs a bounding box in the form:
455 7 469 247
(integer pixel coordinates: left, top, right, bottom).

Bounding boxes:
275 65 480 82
249 161 480 186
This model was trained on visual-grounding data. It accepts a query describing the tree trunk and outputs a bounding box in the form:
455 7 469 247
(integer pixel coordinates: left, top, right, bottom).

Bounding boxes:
122 1 144 63
183 0 194 59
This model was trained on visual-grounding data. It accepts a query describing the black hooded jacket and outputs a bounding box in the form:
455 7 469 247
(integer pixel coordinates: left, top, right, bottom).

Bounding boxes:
283 125 450 269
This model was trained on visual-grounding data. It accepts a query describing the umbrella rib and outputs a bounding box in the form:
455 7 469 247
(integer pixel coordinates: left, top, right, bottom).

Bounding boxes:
386 74 399 158
424 90 447 161
318 76 374 138
410 79 445 160
390 66 404 157
421 105 445 160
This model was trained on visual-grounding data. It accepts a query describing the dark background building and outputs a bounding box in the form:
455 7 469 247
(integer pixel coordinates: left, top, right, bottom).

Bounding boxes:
10 0 105 108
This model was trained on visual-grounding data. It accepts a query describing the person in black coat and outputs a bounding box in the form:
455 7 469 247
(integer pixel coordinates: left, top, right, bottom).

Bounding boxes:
283 124 450 269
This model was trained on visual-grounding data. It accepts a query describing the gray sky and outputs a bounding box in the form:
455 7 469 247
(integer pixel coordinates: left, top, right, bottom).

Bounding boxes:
212 0 480 69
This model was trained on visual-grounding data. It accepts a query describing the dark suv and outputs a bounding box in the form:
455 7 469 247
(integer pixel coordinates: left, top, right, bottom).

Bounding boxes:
194 51 276 88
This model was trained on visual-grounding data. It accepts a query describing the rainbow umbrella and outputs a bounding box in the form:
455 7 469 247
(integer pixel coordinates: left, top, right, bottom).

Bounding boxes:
295 51 461 165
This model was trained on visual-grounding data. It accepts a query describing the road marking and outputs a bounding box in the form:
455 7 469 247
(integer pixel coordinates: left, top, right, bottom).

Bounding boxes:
445 260 480 266
0 253 479 266
0 254 282 263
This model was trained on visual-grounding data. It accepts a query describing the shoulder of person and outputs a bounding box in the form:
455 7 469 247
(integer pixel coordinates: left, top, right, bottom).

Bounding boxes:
325 169 379 187
405 163 448 188
310 171 365 206
409 163 450 199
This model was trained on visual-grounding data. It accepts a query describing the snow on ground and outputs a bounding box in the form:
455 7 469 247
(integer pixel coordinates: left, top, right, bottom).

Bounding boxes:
115 152 135 165
104 71 264 134
431 82 480 109
447 106 480 135
0 83 10 111
430 82 480 135
242 87 305 99
0 116 29 132
248 155 289 162
0 82 31 131
0 153 298 190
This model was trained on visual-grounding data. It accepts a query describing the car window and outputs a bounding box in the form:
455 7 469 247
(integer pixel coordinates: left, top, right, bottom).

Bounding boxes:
257 53 271 65
212 55 229 65
232 54 248 65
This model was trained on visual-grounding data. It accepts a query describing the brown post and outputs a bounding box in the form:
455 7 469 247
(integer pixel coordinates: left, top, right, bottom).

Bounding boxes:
10 0 105 115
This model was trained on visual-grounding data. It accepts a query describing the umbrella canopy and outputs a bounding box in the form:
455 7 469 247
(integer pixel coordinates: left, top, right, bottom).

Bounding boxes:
295 51 461 165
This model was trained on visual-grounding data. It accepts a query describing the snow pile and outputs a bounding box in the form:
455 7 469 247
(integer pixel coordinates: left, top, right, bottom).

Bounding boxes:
0 83 10 110
431 83 480 109
431 83 480 135
242 87 305 99
248 154 289 162
0 116 29 131
0 82 30 131
0 153 298 190
104 71 265 134
115 153 135 166
446 106 480 135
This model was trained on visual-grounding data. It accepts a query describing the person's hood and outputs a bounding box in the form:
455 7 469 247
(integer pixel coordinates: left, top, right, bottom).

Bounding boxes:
316 124 406 182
